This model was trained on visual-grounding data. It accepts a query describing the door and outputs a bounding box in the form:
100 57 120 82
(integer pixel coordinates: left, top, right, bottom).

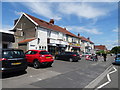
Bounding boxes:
60 52 65 60
25 51 38 63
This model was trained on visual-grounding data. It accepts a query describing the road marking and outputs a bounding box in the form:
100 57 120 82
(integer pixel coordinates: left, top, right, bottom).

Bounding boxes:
95 66 117 90
85 64 113 88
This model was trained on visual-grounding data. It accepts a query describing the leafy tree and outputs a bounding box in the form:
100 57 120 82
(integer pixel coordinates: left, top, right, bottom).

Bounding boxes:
96 50 105 55
110 46 120 54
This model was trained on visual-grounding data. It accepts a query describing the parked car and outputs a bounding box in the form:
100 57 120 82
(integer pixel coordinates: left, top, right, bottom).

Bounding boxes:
0 49 27 73
114 54 120 64
55 52 81 62
25 50 54 68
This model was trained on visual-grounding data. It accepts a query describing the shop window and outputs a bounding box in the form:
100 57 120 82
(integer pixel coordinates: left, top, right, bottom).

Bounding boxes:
3 44 8 48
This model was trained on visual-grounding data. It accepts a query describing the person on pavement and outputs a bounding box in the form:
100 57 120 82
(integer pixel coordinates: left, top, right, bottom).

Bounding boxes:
103 53 107 61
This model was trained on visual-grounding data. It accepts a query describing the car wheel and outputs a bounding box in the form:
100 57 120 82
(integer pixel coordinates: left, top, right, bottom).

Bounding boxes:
48 63 52 67
69 58 73 62
33 60 40 69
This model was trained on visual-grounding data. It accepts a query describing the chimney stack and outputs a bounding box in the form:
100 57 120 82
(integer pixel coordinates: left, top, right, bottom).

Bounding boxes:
49 19 54 24
78 33 80 37
14 19 19 25
87 37 90 40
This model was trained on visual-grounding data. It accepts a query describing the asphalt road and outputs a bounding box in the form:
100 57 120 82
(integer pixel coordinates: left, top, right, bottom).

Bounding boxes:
94 64 119 89
1 55 115 89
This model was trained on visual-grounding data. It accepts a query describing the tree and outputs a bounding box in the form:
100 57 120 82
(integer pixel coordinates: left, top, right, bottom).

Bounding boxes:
110 46 120 54
96 50 105 55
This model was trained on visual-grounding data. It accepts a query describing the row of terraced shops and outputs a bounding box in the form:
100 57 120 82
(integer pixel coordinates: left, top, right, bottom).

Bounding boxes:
10 13 94 55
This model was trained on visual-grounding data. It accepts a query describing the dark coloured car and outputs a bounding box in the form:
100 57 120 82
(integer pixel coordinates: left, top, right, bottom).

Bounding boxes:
0 49 27 73
55 52 81 62
25 50 54 69
114 54 120 64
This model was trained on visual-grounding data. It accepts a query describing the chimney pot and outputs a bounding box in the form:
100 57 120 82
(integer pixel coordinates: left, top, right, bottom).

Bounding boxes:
78 33 80 37
49 19 54 24
87 37 90 40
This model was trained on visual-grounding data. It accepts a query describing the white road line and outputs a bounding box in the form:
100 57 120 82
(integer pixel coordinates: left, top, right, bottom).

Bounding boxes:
95 66 117 90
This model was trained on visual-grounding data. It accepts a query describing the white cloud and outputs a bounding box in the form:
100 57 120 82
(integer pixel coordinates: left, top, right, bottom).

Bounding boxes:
64 26 102 34
58 3 108 19
105 40 118 50
14 11 24 16
2 0 119 2
112 27 118 32
22 2 62 21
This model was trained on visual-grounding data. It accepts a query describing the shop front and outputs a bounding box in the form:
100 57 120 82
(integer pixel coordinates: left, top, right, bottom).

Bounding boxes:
48 43 57 55
69 43 81 52
47 38 68 55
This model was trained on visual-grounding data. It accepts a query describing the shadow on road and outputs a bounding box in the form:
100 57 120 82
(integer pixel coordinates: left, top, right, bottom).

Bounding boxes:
1 70 27 79
112 62 120 66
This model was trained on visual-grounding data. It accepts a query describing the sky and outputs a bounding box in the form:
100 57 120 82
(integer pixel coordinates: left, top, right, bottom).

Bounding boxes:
1 0 119 50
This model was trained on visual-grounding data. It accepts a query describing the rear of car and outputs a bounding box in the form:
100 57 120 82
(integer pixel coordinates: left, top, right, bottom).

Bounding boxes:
39 51 54 65
115 54 120 64
25 50 54 68
0 49 27 73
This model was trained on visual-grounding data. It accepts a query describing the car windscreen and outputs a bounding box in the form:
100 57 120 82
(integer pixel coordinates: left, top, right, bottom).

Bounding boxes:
117 55 120 58
72 52 79 55
2 50 25 59
65 52 79 55
40 51 50 55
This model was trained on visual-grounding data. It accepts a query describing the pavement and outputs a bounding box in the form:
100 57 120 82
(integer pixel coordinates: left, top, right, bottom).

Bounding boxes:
1 55 117 89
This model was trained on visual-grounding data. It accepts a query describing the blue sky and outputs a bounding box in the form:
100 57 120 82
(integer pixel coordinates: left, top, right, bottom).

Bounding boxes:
1 1 119 50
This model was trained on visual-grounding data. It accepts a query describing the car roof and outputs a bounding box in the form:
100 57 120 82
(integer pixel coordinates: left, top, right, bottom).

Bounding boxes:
0 48 23 51
117 54 120 55
27 50 47 52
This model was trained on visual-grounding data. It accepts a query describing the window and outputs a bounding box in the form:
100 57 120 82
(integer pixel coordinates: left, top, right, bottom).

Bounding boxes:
47 30 51 37
25 51 32 54
39 46 41 49
3 44 8 48
25 51 37 54
39 51 50 55
31 51 37 54
3 50 24 59
38 38 40 44
21 31 24 36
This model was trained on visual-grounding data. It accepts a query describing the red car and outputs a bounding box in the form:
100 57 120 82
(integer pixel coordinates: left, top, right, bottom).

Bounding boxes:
25 50 54 68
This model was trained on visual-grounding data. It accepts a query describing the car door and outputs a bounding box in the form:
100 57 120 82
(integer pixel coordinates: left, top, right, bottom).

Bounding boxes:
25 51 33 63
65 52 71 60
60 52 66 60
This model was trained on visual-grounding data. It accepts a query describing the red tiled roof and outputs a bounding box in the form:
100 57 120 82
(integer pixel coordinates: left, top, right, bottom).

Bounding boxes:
18 38 36 44
80 36 94 44
25 13 78 38
94 45 107 50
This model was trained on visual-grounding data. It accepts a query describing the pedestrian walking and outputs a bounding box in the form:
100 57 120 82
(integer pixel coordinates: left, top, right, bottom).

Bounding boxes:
95 54 98 61
91 54 96 61
103 53 107 61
